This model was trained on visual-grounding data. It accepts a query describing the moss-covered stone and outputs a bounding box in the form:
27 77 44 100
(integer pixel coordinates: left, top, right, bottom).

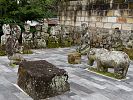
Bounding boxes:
47 36 59 48
61 37 73 47
68 52 81 64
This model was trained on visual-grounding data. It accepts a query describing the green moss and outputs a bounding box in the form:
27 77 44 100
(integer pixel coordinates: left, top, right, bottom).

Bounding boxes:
122 48 133 60
47 41 59 48
88 67 124 79
0 50 6 56
23 49 33 54
10 63 16 67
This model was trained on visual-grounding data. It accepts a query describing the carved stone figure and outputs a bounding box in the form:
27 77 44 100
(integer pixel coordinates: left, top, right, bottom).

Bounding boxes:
77 23 90 53
87 48 130 79
22 24 34 48
34 24 47 48
2 24 25 64
42 23 48 33
24 24 30 33
1 24 11 45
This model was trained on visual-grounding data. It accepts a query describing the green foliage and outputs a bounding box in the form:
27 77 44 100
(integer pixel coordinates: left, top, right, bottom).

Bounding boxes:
0 45 6 56
0 0 58 35
0 0 58 29
0 50 6 56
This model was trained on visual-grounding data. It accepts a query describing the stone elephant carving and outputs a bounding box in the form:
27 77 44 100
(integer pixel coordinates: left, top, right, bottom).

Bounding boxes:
87 48 130 79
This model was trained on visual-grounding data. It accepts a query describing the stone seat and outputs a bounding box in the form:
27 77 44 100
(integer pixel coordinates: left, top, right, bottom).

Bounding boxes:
17 60 70 100
68 52 81 64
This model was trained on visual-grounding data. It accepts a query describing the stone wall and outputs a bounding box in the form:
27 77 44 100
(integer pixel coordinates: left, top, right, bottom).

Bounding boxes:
59 0 133 49
59 0 133 30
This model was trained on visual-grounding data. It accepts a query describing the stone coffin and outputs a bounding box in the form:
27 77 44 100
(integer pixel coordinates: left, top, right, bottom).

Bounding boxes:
68 52 81 64
17 60 70 100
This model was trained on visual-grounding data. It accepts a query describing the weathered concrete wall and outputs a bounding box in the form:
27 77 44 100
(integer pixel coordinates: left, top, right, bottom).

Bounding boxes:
59 0 133 31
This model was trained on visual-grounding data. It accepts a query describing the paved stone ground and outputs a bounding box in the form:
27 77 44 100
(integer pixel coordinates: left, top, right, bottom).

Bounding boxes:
0 47 133 100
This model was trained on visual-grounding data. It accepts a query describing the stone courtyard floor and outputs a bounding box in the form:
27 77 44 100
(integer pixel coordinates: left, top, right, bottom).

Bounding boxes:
0 47 133 100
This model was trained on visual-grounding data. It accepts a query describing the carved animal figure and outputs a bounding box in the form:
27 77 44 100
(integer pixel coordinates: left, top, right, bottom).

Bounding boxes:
87 48 130 78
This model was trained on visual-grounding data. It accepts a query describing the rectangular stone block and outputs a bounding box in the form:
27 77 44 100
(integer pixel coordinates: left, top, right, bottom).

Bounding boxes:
70 1 78 5
126 18 133 23
96 17 102 22
80 17 85 21
122 10 129 17
90 16 97 22
96 22 104 28
76 17 81 22
89 22 96 27
108 17 117 22
84 17 89 22
128 10 133 16
75 21 81 26
114 10 121 16
62 16 65 20
122 24 133 30
68 52 81 64
117 17 127 23
102 17 108 22
82 11 87 16
65 21 71 26
107 10 114 16
104 23 112 29
77 11 82 16
129 3 133 9
71 21 75 26
18 60 70 100
66 17 71 21
112 23 122 29
60 21 65 25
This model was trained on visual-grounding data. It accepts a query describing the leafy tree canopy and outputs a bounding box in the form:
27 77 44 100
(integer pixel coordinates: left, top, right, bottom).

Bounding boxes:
0 0 58 24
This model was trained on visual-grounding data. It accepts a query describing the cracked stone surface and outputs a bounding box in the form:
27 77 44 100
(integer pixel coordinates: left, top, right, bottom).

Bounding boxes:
0 47 133 100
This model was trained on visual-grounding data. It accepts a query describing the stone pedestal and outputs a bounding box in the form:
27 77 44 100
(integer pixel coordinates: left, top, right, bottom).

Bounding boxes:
17 60 70 100
68 52 81 64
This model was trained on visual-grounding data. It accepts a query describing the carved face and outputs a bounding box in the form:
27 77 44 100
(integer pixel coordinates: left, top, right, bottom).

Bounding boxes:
24 24 30 32
11 25 21 39
2 24 11 35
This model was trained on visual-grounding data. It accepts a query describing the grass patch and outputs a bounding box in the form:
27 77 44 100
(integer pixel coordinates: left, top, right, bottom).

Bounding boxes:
0 50 6 56
23 49 33 54
88 67 124 79
10 63 17 68
0 45 6 56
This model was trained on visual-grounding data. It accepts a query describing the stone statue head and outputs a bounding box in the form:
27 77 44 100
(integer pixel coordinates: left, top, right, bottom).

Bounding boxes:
11 25 21 39
24 24 30 32
2 24 11 35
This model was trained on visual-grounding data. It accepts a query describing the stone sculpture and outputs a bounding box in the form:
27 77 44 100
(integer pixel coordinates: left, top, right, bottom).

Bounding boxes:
87 48 130 79
2 24 25 65
22 24 33 48
1 24 11 45
34 24 47 48
77 23 90 53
